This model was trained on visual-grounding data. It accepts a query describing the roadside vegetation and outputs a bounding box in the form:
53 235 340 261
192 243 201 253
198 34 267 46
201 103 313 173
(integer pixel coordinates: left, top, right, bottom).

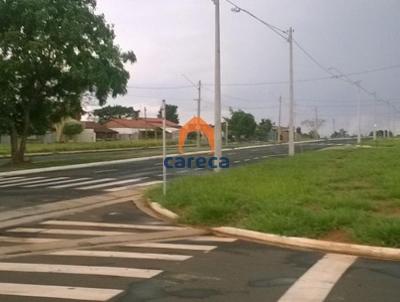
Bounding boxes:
148 139 400 248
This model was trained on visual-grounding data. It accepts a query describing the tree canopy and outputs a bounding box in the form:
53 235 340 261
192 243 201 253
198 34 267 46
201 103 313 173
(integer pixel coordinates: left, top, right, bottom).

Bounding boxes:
226 109 257 140
0 0 136 163
94 105 140 123
158 103 179 124
255 118 273 140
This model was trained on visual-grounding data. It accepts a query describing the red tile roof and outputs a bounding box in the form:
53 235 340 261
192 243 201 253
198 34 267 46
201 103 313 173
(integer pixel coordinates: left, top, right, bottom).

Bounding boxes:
105 118 180 129
82 121 118 134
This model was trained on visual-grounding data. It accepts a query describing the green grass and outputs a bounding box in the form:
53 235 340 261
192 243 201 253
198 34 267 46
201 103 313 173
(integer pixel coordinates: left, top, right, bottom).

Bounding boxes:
0 139 177 156
148 139 400 247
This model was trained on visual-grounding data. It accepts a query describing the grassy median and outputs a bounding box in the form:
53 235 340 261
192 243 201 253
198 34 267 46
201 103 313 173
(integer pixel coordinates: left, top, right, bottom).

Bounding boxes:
148 139 400 248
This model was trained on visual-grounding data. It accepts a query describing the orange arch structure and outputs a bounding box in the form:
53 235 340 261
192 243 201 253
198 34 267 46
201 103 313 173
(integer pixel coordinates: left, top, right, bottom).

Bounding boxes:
178 117 215 154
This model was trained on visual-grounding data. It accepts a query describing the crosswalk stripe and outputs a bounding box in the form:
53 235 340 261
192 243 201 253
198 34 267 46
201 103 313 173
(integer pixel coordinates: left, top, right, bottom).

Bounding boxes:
7 227 135 236
186 236 237 243
23 177 91 188
50 249 192 261
0 176 24 183
49 178 115 189
0 262 162 278
124 242 217 251
41 220 183 231
0 177 69 188
135 181 163 187
105 186 129 192
0 283 123 301
0 236 62 244
0 177 43 186
78 177 148 190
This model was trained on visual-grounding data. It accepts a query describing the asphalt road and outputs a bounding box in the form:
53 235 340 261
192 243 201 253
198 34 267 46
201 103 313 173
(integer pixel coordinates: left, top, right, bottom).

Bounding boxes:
0 200 398 302
0 139 353 209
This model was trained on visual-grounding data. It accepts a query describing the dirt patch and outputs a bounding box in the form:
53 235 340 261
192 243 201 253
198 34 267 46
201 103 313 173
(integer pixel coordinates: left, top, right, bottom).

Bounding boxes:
320 229 354 243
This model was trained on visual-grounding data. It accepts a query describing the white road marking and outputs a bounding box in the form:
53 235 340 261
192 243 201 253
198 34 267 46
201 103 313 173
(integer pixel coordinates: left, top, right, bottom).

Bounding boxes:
94 169 117 173
0 236 62 244
135 181 163 187
23 177 91 188
195 168 204 171
234 160 241 163
0 262 162 278
186 236 237 243
105 186 129 192
78 177 148 190
176 170 188 174
124 242 217 251
49 178 115 189
154 163 163 166
7 227 135 236
0 283 123 301
41 220 183 231
50 249 192 261
254 157 260 160
0 176 24 182
244 159 251 162
278 253 357 302
0 177 44 186
0 177 69 188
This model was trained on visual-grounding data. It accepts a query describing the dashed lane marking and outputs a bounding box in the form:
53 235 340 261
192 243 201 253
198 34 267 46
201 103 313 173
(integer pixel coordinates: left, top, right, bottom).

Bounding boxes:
7 227 137 237
0 177 69 188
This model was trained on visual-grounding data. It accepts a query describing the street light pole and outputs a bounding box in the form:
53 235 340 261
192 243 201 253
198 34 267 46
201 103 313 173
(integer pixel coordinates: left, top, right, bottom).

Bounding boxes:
197 80 202 148
288 27 295 156
162 100 167 196
213 0 222 170
278 96 282 144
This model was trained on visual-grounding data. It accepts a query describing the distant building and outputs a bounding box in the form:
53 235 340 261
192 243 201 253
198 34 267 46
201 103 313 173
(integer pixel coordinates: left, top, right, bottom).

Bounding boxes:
82 121 118 140
105 118 180 140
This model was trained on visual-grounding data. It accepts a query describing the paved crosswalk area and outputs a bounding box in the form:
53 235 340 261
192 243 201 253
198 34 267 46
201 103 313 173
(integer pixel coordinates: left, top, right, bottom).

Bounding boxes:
0 175 156 192
0 202 399 302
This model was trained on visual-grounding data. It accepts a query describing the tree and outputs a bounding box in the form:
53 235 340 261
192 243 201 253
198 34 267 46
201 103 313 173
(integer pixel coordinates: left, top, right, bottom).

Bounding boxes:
63 121 83 141
331 128 348 138
94 105 140 123
0 0 136 164
255 118 272 140
158 102 179 124
226 109 257 140
301 119 326 139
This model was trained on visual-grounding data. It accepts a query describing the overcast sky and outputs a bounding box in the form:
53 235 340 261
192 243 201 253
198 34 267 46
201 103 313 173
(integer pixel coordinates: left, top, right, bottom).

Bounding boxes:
94 0 400 136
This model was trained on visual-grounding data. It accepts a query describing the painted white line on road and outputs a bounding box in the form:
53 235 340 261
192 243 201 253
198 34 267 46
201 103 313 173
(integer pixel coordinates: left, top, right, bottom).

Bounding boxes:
41 220 183 231
0 177 69 188
0 236 62 244
253 157 260 160
135 181 163 187
278 253 357 302
94 169 117 173
244 159 251 162
194 168 204 171
23 177 91 188
186 236 237 243
49 178 115 189
7 227 134 236
78 177 148 190
50 249 192 261
124 242 217 251
105 186 129 192
234 160 241 163
0 262 162 278
176 170 188 174
154 163 163 166
0 282 123 301
0 176 24 182
0 177 44 186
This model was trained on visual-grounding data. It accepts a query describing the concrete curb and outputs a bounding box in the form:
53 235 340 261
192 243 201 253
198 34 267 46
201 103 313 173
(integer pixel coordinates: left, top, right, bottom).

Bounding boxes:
148 202 179 221
147 201 400 261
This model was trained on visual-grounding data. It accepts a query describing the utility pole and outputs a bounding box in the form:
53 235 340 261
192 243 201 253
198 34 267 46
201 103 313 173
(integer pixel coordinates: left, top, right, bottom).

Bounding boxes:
196 80 202 148
288 27 295 156
355 81 362 144
213 0 222 170
225 121 229 146
314 107 319 139
144 106 148 139
372 93 377 141
162 100 167 196
278 96 282 144
332 118 336 134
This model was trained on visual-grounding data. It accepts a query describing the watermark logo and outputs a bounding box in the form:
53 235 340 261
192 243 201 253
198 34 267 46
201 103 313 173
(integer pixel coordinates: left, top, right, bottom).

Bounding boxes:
164 117 229 169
